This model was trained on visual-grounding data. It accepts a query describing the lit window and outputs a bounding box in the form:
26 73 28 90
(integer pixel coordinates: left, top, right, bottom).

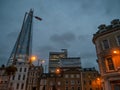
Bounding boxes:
76 74 80 78
65 74 69 78
102 39 110 49
57 81 61 86
117 35 120 46
106 57 115 71
71 74 74 78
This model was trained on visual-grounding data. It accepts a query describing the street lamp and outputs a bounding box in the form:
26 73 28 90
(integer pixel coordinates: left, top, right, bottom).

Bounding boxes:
52 68 62 90
29 55 37 64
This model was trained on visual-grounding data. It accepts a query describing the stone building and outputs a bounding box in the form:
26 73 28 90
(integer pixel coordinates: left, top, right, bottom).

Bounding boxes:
82 68 102 90
93 19 120 90
0 66 9 90
26 65 43 90
45 67 101 90
9 62 29 90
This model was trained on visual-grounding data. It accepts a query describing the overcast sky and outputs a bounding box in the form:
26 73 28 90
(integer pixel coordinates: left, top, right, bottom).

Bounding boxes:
0 0 120 69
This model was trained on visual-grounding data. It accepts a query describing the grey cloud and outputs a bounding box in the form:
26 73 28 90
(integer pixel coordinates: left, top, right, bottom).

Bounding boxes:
104 0 120 15
35 45 56 59
50 32 76 47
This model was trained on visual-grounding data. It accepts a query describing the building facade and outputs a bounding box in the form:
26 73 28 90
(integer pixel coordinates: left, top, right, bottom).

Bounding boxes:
27 65 43 90
93 19 120 90
45 67 101 90
9 62 29 90
59 57 81 68
0 66 9 90
82 68 102 90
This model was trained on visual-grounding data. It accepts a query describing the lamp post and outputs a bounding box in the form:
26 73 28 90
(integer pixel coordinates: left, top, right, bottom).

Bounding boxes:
52 68 61 90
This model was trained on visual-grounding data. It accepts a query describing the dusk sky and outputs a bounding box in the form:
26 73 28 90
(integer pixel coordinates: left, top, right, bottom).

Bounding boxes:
0 0 120 69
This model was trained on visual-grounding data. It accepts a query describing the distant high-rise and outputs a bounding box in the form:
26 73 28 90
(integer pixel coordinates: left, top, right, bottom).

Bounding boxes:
93 19 120 90
49 49 67 73
7 9 33 66
59 57 81 68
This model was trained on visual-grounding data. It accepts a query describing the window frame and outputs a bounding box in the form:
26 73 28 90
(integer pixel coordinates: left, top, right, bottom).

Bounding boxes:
102 39 110 50
105 57 115 72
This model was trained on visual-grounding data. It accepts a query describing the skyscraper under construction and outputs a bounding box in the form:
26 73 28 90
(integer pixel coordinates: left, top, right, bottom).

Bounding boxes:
7 9 33 66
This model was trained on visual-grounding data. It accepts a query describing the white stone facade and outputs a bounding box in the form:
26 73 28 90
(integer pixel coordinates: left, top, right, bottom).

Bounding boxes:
9 62 29 90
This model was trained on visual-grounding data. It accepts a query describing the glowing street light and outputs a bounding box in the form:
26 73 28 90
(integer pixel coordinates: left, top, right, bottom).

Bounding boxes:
29 55 37 64
56 68 60 74
113 50 119 54
31 56 37 61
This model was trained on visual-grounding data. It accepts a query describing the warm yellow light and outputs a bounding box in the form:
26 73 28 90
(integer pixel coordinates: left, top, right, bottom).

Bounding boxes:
113 50 118 54
97 78 100 81
31 56 37 61
56 68 60 74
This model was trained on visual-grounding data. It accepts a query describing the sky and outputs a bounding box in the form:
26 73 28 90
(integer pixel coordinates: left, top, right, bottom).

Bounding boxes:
0 0 120 70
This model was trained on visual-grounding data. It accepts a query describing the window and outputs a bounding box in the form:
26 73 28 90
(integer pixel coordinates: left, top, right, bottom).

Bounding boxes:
65 74 69 78
23 75 25 80
71 87 74 90
102 39 110 49
106 57 115 71
84 81 86 85
89 80 91 85
18 75 21 80
90 88 92 90
78 87 80 90
57 81 61 86
24 68 26 72
71 80 75 85
16 83 19 89
76 74 80 78
21 83 24 89
19 68 22 72
65 87 68 90
65 81 68 85
12 75 15 80
77 80 80 85
117 35 120 45
10 83 13 86
71 74 74 78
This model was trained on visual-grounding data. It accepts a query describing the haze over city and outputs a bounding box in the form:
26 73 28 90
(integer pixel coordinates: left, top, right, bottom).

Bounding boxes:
0 0 120 69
